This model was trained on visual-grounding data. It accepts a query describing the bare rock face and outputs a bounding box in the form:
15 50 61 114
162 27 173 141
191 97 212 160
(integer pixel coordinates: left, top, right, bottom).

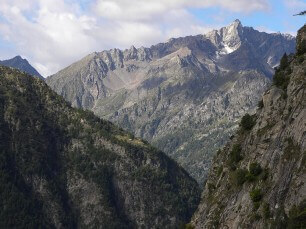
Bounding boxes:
191 25 306 228
0 66 200 228
46 20 295 184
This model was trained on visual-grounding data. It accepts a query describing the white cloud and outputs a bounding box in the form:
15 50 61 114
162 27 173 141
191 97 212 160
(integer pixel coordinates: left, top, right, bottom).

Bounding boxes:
0 0 269 76
0 0 100 76
284 0 306 11
95 0 269 20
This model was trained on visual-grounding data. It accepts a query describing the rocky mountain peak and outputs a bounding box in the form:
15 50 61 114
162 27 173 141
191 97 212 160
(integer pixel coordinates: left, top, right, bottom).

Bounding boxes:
204 19 244 54
0 55 43 79
226 19 242 33
232 19 242 26
124 45 139 61
223 19 243 36
222 20 244 47
130 45 137 52
12 55 24 61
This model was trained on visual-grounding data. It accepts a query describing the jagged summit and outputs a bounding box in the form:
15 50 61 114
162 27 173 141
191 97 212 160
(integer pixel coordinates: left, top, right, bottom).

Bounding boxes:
228 19 243 31
12 55 23 60
232 19 242 25
224 19 243 34
204 20 246 55
219 19 243 53
204 19 242 40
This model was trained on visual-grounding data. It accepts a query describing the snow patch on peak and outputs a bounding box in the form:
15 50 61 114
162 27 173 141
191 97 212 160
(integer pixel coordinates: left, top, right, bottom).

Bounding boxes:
267 56 273 65
204 19 243 49
267 56 280 69
283 33 295 40
219 43 238 55
223 44 236 54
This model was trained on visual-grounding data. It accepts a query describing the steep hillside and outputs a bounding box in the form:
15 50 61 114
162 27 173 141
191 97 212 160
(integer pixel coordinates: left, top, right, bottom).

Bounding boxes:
191 25 306 228
0 66 200 228
0 55 43 79
46 20 295 183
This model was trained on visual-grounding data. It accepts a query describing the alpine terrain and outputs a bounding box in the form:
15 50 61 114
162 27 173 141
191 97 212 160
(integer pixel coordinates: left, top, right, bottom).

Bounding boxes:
46 20 296 184
191 24 306 228
0 66 200 228
0 55 43 79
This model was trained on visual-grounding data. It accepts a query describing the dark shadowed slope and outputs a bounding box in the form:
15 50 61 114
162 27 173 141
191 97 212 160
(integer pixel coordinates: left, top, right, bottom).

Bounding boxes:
0 66 200 228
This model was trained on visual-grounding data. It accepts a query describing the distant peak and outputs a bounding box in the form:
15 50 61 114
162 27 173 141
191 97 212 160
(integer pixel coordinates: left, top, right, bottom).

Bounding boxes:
233 19 241 24
0 55 43 79
10 55 29 64
130 45 137 51
230 19 242 27
13 55 24 60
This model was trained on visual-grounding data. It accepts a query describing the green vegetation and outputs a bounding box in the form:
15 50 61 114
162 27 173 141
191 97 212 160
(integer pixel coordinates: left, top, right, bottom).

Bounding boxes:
270 207 289 229
250 212 261 222
249 162 262 176
260 168 269 181
273 53 291 90
283 138 301 161
262 202 270 219
250 188 262 203
240 114 256 131
280 53 289 69
184 223 195 229
234 169 248 186
296 25 306 55
297 40 306 55
207 183 216 194
288 200 306 228
217 166 223 177
0 68 76 228
153 120 234 184
257 122 276 137
297 55 304 63
233 162 263 186
228 144 243 170
257 99 264 109
209 208 223 228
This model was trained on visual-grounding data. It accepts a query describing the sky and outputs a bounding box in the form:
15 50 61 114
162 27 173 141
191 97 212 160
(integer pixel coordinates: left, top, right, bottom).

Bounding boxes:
0 0 305 77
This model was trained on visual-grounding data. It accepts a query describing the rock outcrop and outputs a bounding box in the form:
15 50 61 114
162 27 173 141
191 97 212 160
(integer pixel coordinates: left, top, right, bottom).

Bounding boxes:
191 25 306 228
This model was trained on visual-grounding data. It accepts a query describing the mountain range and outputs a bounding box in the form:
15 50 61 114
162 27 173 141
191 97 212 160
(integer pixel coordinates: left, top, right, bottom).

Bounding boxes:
0 19 305 229
0 55 43 79
46 20 296 184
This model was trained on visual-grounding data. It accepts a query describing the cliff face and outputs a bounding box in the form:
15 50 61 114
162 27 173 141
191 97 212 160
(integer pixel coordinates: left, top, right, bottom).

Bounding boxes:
46 20 295 184
191 25 306 228
0 66 200 228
